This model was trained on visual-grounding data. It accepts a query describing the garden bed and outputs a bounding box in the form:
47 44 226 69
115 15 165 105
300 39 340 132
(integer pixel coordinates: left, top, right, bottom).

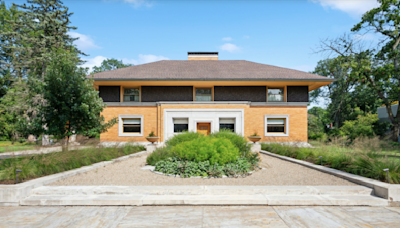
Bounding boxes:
262 140 400 184
50 153 357 186
0 145 144 184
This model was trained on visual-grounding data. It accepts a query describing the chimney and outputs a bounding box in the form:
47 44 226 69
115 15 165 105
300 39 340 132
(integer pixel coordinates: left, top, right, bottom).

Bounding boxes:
188 52 218 60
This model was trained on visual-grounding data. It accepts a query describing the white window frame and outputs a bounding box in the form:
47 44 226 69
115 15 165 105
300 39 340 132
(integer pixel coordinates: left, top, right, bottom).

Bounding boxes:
119 115 143 137
265 115 289 137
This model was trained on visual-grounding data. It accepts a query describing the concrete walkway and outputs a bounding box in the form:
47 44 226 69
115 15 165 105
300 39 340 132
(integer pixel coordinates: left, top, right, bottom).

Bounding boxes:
0 206 399 227
0 145 88 159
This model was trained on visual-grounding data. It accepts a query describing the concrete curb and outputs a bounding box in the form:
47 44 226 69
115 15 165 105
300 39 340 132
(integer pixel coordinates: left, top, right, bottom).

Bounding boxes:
260 150 400 205
0 151 148 206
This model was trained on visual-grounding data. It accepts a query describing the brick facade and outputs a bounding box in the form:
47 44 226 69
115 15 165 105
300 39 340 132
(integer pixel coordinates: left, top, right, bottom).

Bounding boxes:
100 104 307 142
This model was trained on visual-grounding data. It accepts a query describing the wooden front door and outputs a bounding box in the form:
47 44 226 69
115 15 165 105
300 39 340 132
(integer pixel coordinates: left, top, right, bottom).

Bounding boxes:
197 123 211 136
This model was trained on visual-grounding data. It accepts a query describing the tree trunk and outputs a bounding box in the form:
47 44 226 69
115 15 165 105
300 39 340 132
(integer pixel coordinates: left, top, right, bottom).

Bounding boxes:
393 123 400 143
62 136 70 152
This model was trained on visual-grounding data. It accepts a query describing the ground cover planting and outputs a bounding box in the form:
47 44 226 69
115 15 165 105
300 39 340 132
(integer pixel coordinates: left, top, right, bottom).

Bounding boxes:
262 137 400 184
146 130 260 178
0 144 144 184
0 141 38 153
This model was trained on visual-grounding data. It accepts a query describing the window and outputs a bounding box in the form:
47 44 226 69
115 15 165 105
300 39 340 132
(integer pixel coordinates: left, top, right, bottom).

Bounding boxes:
195 88 212 101
119 115 143 136
174 118 188 133
265 115 289 136
124 88 140 102
267 88 284 102
219 118 235 132
122 118 141 133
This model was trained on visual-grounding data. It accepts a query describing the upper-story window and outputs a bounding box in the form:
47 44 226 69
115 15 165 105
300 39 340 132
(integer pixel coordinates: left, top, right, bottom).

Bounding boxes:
124 88 140 102
267 88 284 102
195 88 212 101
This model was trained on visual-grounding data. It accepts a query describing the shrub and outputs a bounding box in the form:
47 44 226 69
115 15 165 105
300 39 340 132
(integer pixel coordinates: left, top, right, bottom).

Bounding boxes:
146 146 174 166
210 130 251 157
340 113 379 140
154 157 253 178
172 137 239 165
165 131 203 147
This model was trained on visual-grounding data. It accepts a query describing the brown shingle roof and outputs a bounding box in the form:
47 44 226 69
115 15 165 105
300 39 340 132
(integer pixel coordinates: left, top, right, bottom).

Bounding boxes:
90 60 332 81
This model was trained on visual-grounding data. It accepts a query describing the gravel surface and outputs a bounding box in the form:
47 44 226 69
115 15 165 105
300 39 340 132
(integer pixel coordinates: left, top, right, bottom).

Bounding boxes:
50 153 357 186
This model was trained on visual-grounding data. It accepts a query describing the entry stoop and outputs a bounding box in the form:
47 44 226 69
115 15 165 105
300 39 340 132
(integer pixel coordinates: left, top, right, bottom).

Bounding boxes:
20 186 389 206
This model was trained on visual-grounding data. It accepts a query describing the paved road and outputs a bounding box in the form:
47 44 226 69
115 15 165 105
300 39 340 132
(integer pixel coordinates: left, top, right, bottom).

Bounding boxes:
0 206 399 227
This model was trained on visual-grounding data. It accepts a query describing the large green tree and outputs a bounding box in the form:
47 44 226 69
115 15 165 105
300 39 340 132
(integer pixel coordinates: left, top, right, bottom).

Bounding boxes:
350 0 400 141
40 49 116 150
92 58 133 73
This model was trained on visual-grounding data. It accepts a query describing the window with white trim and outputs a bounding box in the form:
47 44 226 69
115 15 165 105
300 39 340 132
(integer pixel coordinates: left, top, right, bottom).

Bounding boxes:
173 118 188 133
219 118 235 132
123 88 140 102
265 115 289 136
119 115 143 137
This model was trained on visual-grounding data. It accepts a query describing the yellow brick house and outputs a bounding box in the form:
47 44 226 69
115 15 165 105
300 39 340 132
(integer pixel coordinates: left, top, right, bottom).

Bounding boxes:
91 52 333 144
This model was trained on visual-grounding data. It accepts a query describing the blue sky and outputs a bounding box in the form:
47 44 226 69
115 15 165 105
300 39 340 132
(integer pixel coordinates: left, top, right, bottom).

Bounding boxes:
5 0 381 107
6 0 374 73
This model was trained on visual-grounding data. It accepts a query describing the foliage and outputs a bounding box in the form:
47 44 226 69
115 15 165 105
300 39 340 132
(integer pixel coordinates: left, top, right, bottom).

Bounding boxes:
172 137 239 165
210 129 251 157
92 58 133 73
261 138 400 184
0 144 144 184
148 131 156 137
165 131 203 147
340 113 381 140
154 157 254 178
146 146 174 166
40 49 117 147
308 114 326 140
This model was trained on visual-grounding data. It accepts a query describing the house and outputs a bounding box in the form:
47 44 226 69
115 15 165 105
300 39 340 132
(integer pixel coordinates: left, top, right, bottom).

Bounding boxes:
91 52 333 144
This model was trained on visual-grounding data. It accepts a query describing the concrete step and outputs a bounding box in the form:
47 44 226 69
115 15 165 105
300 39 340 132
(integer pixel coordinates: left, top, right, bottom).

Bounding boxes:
20 194 388 206
30 186 374 196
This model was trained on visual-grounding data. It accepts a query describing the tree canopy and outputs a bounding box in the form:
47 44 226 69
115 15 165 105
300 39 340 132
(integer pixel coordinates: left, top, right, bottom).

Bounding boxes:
92 58 133 73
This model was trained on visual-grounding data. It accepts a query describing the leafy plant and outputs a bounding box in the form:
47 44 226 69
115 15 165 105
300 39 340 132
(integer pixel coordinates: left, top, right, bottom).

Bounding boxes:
148 131 156 137
209 129 251 157
165 131 203 147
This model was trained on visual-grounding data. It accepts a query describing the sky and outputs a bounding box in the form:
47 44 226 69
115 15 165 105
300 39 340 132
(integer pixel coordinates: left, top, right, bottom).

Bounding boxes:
5 0 382 107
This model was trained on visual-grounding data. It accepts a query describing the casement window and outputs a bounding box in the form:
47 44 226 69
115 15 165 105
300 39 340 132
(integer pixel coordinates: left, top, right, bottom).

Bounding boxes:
119 115 143 136
123 88 140 102
173 118 189 133
219 118 235 132
267 88 284 102
265 115 289 136
195 88 212 101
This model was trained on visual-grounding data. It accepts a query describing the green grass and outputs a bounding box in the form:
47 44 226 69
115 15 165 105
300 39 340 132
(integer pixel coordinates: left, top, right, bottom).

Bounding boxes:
261 137 400 184
0 144 145 184
0 141 38 153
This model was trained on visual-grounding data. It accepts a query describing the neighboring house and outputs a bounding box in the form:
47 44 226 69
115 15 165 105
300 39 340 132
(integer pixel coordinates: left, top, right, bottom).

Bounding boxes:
377 103 399 141
91 52 333 144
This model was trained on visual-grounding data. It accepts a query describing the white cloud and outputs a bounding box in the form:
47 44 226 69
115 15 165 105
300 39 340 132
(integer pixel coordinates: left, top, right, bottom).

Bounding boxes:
122 0 153 8
310 0 379 17
122 54 169 65
81 56 108 71
81 54 168 72
68 31 101 51
219 43 241 53
291 65 316 73
243 35 250 39
222 37 233 41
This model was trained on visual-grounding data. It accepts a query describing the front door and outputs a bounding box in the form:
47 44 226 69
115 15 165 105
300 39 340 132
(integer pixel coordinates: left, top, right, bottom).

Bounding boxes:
197 123 211 136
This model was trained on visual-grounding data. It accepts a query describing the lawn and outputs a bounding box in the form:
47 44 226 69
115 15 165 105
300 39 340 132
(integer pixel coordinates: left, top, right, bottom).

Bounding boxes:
0 144 145 184
0 141 38 153
261 137 400 184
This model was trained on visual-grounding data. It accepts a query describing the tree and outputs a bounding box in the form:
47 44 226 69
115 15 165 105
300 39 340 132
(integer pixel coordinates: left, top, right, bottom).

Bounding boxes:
350 0 400 141
0 1 21 98
40 49 117 150
92 58 133 73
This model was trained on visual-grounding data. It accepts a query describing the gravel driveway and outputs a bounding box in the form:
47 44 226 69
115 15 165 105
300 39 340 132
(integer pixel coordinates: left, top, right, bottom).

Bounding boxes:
50 153 357 186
